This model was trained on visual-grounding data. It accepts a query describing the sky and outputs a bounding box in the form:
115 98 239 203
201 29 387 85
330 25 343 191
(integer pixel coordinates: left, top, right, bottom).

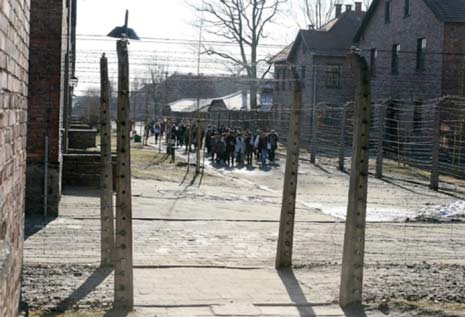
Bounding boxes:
74 0 337 94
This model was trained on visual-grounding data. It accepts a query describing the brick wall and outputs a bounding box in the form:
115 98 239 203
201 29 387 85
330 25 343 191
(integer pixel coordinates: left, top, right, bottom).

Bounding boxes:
442 23 465 97
26 0 69 215
0 0 30 315
357 0 444 101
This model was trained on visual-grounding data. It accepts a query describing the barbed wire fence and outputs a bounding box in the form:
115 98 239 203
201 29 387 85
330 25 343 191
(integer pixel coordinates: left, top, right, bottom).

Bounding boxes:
70 35 465 308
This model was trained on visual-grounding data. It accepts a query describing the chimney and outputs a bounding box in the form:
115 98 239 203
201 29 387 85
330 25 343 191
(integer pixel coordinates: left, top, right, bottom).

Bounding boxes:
335 4 342 17
345 4 352 12
308 24 315 30
355 2 362 12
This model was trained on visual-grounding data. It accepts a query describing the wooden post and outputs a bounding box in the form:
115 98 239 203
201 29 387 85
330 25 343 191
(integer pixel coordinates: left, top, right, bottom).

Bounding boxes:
310 68 318 164
275 67 303 269
375 103 386 179
100 54 115 267
430 103 441 191
196 121 201 174
114 40 134 309
143 88 149 146
340 53 371 307
187 123 191 169
338 104 347 171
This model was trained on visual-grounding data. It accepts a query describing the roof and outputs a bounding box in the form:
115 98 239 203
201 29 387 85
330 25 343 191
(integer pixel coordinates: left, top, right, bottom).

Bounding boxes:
158 73 246 104
168 97 213 113
354 0 465 42
423 0 465 22
269 42 294 64
288 10 365 60
169 91 263 113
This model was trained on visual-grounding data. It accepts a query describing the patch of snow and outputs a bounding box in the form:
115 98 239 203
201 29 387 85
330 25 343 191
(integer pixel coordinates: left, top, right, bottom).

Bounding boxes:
416 200 465 222
256 185 274 193
301 202 418 222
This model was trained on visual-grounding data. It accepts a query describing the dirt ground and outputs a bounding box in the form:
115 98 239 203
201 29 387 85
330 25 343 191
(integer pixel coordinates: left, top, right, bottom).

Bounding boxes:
22 142 465 317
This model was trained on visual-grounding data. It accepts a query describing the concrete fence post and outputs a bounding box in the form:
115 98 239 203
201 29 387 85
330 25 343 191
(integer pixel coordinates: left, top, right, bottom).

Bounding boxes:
340 53 371 307
338 104 347 171
430 103 441 191
276 67 303 269
99 53 115 267
114 40 134 309
310 68 318 164
375 102 387 179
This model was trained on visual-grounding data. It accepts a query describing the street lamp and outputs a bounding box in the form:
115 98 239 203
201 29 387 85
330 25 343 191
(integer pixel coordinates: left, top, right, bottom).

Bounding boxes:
69 76 79 88
107 10 140 40
106 9 139 310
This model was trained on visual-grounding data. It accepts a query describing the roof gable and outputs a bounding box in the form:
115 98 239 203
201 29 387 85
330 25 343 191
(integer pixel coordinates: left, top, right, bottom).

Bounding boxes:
354 0 465 42
287 11 365 61
423 0 465 22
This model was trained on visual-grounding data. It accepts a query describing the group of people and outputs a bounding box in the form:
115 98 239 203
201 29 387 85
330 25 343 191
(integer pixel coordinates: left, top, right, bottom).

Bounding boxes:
146 119 279 168
206 127 279 167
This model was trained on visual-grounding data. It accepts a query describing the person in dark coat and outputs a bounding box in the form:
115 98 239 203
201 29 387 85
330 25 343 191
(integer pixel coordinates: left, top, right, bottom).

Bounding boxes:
225 131 235 167
267 129 279 163
154 122 161 144
244 131 254 166
177 122 185 148
218 134 227 164
205 127 213 154
258 131 268 166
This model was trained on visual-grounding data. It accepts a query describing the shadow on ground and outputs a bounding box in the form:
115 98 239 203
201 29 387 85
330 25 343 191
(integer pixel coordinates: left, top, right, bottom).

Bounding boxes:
278 268 369 317
41 267 113 317
278 268 316 316
62 187 100 198
24 215 56 240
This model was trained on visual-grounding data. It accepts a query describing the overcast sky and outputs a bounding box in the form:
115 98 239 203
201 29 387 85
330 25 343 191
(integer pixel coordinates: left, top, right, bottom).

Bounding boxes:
75 0 339 94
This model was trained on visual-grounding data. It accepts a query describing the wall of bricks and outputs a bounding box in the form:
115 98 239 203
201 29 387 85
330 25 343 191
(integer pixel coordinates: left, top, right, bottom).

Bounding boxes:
357 0 444 101
0 0 30 315
26 0 69 215
442 23 465 97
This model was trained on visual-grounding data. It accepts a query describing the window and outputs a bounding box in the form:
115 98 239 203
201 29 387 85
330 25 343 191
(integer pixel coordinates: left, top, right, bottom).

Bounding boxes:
416 38 426 71
301 65 306 87
325 65 342 88
288 70 294 91
370 48 377 77
391 44 400 75
275 69 280 91
413 102 422 131
282 68 286 90
385 1 391 23
404 0 411 17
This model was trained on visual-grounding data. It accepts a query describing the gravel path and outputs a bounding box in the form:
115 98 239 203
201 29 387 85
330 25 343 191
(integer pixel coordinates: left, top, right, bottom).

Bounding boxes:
22 146 465 316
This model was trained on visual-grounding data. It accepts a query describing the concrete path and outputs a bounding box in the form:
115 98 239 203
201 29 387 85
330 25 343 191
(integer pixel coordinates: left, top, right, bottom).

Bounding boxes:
22 144 465 316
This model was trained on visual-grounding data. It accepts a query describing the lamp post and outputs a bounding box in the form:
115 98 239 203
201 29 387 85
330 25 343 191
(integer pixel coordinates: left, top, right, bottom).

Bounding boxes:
107 10 139 310
69 76 78 126
70 76 79 88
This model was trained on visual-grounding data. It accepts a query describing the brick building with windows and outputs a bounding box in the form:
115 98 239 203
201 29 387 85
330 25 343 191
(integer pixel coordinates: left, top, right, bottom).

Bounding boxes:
0 0 30 315
354 0 465 101
272 3 365 114
26 0 76 216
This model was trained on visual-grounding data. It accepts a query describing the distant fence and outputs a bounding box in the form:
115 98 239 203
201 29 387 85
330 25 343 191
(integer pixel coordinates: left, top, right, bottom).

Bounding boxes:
167 110 275 133
168 95 465 186
278 95 465 184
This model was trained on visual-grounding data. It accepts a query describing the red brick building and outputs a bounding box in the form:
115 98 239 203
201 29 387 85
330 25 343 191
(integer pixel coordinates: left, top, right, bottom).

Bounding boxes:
354 0 465 101
0 0 30 315
26 0 76 215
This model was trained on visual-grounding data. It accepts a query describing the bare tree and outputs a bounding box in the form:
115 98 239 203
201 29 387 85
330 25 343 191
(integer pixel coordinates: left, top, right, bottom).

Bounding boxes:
363 0 372 10
144 60 169 117
300 0 336 29
191 0 285 110
75 88 100 127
